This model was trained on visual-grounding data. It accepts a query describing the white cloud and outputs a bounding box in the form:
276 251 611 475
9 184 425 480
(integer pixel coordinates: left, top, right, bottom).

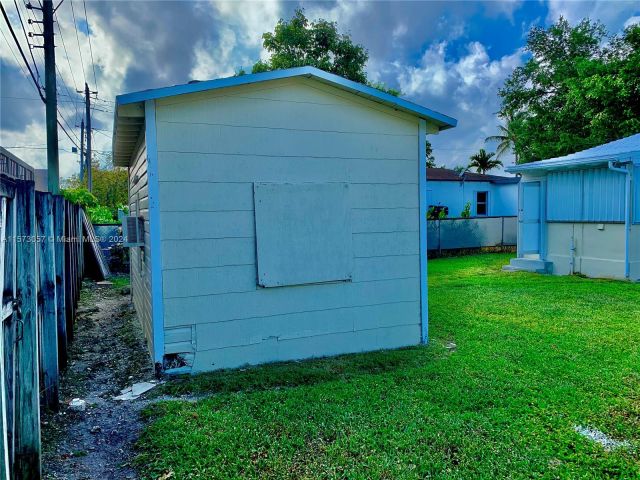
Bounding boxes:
624 15 640 28
391 41 524 169
546 1 640 31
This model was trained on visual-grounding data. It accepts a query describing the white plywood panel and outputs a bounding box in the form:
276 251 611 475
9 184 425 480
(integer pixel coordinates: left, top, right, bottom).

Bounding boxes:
194 301 419 351
350 184 417 208
156 122 416 161
162 237 255 269
159 182 254 212
352 255 419 282
190 324 420 372
157 153 416 184
163 265 257 298
351 208 418 233
155 78 417 136
353 232 419 257
163 277 419 327
160 211 255 240
254 183 353 287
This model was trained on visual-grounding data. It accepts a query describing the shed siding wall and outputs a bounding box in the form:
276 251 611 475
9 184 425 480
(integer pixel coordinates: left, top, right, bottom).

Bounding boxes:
154 78 422 371
128 140 154 358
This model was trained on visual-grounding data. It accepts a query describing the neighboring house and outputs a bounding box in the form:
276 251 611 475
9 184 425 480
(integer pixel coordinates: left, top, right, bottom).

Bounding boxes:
112 66 457 373
426 168 519 218
504 133 640 281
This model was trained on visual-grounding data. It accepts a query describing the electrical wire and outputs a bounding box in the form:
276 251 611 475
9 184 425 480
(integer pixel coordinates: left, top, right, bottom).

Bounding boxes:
54 3 79 120
13 0 41 81
82 0 97 93
0 1 45 101
69 0 86 86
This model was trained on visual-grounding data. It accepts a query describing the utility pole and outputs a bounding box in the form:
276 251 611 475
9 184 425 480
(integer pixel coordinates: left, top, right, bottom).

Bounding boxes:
85 82 92 192
42 0 59 193
79 119 85 181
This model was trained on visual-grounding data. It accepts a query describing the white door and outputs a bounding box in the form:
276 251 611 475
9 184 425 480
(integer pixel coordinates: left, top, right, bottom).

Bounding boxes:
520 182 541 255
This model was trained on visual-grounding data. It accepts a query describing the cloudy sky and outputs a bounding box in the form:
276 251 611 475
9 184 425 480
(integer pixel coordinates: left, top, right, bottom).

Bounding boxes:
1 0 639 179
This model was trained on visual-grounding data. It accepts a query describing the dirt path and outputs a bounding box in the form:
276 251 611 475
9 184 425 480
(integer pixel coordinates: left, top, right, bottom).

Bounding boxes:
42 280 155 480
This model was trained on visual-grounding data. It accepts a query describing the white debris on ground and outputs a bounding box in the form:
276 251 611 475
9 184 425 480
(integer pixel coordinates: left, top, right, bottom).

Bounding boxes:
69 398 87 411
574 425 631 451
113 381 160 401
445 342 457 351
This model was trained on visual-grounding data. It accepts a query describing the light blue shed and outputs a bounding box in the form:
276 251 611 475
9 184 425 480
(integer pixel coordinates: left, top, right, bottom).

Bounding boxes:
505 133 640 281
111 67 457 373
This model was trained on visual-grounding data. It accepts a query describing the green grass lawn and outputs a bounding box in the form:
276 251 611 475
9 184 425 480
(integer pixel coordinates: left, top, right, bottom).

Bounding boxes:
136 254 640 479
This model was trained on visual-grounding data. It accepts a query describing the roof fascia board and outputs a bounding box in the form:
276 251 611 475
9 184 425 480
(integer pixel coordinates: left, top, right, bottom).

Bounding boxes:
506 152 640 173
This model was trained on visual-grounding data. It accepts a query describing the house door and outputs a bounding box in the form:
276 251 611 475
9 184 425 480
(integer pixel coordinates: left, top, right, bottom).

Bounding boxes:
520 181 541 255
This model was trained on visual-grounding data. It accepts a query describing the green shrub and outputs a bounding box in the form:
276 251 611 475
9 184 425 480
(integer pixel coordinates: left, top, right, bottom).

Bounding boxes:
61 187 99 210
86 205 118 224
461 202 471 218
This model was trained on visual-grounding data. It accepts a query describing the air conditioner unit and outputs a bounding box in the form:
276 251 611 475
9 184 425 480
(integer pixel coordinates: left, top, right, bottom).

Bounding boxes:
122 216 144 247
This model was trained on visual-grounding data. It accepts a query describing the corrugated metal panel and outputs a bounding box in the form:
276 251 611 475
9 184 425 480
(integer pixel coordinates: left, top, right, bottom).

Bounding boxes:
547 170 582 221
583 167 625 222
634 166 640 224
547 167 625 222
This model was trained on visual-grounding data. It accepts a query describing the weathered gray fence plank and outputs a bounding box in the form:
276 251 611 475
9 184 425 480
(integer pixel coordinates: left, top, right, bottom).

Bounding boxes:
2 194 16 470
53 196 67 370
64 201 74 344
35 192 58 410
0 197 10 480
13 180 41 479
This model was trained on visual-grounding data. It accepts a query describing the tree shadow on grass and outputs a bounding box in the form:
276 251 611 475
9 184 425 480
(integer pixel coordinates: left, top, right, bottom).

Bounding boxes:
159 345 435 397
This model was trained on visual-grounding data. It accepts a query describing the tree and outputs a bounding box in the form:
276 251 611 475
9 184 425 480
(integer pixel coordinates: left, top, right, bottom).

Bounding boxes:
468 149 502 174
498 19 640 163
252 9 399 95
64 153 128 221
484 114 521 163
425 139 436 168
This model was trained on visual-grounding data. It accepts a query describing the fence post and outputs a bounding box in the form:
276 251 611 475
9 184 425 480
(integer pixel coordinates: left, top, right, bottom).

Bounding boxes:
13 180 41 479
35 192 58 410
53 197 66 370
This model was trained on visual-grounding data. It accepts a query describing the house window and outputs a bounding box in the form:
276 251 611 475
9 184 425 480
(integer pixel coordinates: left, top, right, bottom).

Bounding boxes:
476 191 488 216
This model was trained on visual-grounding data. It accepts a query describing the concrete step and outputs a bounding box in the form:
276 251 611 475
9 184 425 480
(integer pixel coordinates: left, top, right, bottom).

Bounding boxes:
504 257 552 274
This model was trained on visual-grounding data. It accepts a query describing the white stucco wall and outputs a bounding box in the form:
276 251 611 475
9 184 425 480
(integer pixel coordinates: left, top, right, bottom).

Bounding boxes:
152 77 428 371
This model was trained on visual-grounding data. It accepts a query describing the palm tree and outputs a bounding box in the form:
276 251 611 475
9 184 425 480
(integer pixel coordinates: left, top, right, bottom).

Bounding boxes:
468 149 502 174
485 114 520 163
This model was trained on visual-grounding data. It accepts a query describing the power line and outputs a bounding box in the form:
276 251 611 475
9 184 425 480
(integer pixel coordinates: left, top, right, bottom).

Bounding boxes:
82 0 97 93
0 1 45 101
53 3 79 120
68 0 86 85
13 0 41 81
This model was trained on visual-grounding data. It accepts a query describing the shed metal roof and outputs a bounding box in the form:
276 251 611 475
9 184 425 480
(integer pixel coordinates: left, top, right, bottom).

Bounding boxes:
506 133 640 173
427 168 519 184
112 66 457 166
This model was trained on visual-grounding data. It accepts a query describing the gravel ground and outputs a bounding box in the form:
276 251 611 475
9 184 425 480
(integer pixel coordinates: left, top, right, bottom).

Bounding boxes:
42 280 155 480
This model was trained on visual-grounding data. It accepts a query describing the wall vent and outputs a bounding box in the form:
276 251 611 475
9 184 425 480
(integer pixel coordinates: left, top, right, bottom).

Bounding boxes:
122 216 144 247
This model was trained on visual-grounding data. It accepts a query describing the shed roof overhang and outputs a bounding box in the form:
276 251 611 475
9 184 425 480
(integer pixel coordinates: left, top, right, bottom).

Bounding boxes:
112 66 458 167
505 133 640 174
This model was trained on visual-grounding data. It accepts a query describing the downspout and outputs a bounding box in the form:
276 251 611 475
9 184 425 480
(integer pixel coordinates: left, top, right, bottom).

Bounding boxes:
608 160 632 279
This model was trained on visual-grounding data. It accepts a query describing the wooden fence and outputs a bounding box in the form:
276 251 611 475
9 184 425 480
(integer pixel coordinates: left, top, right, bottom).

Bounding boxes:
0 174 85 479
